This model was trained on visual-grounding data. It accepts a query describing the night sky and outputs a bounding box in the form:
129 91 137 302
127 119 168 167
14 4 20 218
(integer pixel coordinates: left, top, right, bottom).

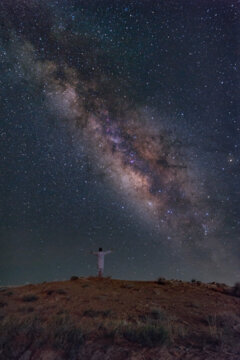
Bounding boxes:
0 0 239 286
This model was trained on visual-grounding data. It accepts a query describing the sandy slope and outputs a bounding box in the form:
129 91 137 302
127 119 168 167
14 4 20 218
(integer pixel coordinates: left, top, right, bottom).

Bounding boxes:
0 277 239 359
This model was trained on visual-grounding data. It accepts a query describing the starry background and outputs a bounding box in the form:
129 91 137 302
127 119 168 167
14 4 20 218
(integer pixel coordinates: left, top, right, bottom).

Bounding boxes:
0 0 239 285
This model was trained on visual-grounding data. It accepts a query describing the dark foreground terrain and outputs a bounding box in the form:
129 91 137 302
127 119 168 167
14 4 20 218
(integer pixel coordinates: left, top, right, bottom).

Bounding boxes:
0 277 239 360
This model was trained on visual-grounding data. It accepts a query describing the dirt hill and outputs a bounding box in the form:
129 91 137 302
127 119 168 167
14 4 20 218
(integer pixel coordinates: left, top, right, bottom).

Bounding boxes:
0 277 239 360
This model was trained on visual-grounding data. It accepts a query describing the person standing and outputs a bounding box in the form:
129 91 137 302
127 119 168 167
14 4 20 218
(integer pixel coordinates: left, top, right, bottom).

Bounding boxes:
91 248 112 278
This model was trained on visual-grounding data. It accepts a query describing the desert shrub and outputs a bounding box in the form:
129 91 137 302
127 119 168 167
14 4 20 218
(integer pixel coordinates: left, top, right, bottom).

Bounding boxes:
17 316 42 336
100 317 179 347
191 279 202 285
45 288 67 296
46 289 54 295
120 283 134 289
22 294 39 302
101 309 113 318
139 308 166 324
121 322 169 347
98 321 120 339
81 283 89 288
83 309 112 318
232 282 240 297
70 276 78 281
98 319 169 346
140 308 186 342
150 308 166 321
56 289 67 295
156 277 168 285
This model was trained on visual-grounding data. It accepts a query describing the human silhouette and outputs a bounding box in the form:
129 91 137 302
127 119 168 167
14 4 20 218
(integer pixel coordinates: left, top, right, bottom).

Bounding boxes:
91 248 112 278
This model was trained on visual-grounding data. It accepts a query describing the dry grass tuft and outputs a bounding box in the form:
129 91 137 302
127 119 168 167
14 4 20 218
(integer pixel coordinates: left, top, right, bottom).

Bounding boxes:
70 276 79 281
121 321 169 347
97 319 170 347
0 315 43 358
21 294 39 302
83 309 113 318
0 313 85 358
49 314 84 355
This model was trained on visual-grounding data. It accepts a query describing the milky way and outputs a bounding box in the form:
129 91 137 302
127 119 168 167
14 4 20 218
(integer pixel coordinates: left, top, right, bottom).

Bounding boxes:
1 0 239 284
15 39 210 242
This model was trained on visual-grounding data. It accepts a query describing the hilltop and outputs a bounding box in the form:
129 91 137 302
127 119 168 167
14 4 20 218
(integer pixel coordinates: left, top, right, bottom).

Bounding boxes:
0 277 239 359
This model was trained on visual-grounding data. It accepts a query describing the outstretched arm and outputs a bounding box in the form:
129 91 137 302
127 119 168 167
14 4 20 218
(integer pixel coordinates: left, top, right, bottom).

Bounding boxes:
104 249 113 255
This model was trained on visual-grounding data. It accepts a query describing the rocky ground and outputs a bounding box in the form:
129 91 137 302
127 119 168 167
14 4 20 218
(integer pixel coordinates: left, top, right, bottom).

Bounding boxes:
0 277 239 359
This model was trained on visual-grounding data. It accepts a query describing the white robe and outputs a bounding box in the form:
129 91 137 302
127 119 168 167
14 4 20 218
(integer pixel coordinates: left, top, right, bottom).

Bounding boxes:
93 250 112 270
